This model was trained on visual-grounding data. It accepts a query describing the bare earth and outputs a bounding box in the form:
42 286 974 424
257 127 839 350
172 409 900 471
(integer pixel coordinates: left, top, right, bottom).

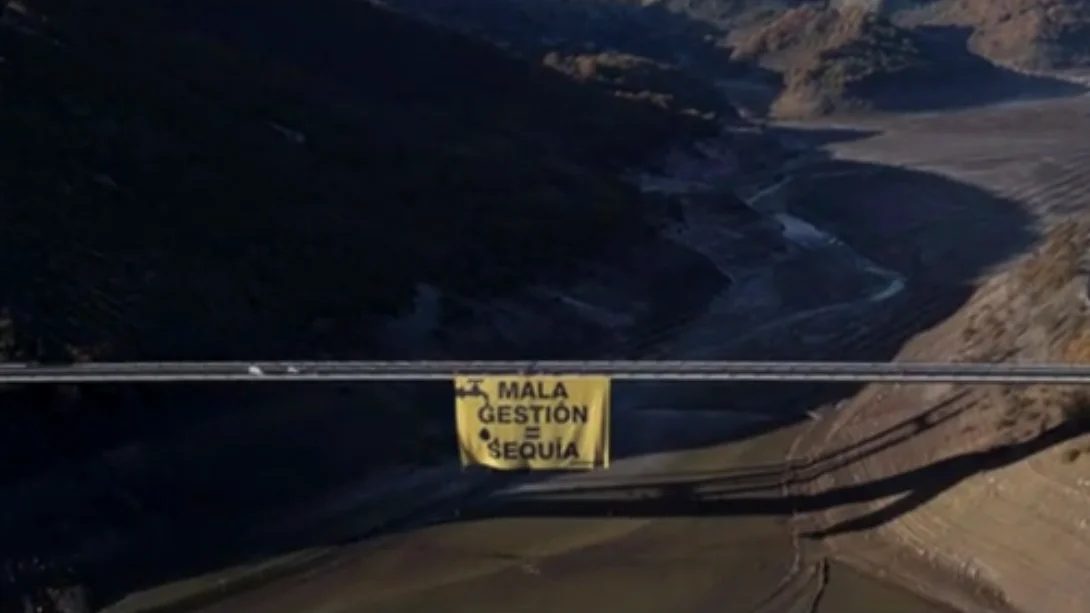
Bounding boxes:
790 95 1090 613
103 94 1090 613
108 423 956 613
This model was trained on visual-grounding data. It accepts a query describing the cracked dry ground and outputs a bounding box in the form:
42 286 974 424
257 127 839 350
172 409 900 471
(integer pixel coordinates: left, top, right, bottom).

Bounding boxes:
108 97 1090 613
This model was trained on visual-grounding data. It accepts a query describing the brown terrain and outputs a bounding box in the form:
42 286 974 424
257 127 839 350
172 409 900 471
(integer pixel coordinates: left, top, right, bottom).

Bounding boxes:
387 0 1090 119
85 94 1090 613
901 0 1090 70
9 0 1090 612
729 4 1084 117
732 5 938 116
779 98 1090 613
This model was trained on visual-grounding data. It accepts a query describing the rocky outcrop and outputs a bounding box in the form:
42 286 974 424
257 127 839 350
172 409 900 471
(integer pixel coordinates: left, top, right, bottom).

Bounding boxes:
731 4 1084 118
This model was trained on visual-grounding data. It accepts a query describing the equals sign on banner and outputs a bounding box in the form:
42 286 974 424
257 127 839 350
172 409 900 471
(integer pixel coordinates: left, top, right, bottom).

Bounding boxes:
524 426 541 441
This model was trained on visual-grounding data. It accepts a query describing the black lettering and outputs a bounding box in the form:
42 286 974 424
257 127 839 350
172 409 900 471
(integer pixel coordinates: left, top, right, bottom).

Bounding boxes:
553 382 568 399
514 405 529 424
553 404 570 423
571 405 588 423
478 405 495 423
489 405 534 424
537 441 555 459
488 402 592 424
536 404 589 424
529 404 546 423
502 441 519 459
480 438 587 463
498 381 520 399
495 380 572 401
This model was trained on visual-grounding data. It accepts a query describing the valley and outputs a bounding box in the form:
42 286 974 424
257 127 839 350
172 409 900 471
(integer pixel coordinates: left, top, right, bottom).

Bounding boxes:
7 2 1090 613
94 94 1090 613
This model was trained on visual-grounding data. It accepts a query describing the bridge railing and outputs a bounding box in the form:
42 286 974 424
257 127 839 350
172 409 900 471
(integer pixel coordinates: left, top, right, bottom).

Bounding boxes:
2 360 1090 383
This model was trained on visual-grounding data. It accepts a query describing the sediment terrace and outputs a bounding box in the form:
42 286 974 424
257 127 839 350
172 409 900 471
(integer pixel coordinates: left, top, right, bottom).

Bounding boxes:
88 95 1090 613
332 95 1090 613
790 94 1090 613
18 90 1090 613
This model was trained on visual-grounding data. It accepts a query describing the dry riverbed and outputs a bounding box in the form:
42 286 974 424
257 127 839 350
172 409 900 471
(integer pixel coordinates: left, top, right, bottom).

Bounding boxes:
99 92 1090 613
100 133 998 613
107 421 959 613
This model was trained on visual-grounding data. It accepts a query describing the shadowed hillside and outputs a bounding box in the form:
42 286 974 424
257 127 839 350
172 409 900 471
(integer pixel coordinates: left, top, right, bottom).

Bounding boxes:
0 1 768 610
541 50 742 122
732 5 1083 116
898 0 1090 70
384 0 1085 120
0 0 726 365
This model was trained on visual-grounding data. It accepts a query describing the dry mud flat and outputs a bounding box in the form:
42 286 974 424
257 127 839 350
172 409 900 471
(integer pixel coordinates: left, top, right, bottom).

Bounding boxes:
789 95 1090 613
108 424 955 613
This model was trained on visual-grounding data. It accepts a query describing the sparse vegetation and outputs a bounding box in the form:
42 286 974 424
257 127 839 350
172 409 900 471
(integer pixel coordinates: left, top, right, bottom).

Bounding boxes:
732 6 972 117
921 0 1090 69
1016 221 1087 294
733 6 914 64
542 50 736 121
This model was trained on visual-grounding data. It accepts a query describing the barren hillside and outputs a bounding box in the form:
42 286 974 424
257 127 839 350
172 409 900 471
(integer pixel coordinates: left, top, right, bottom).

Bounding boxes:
383 0 1090 119
795 211 1090 613
732 5 1081 117
0 0 801 482
900 0 1090 70
11 1 1090 611
0 1 801 610
542 50 743 122
0 0 733 364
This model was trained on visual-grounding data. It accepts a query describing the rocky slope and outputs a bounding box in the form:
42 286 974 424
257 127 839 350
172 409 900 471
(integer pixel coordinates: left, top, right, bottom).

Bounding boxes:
650 0 1090 73
387 0 1086 120
731 5 1082 117
795 220 1090 613
896 0 1090 70
770 94 1090 613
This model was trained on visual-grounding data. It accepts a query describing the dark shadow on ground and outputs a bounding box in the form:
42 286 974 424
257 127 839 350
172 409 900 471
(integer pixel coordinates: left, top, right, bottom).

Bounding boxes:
0 2 1069 606
725 23 1086 120
380 0 738 76
0 130 1039 613
0 10 1048 606
445 410 1090 537
524 389 975 499
379 0 798 122
854 25 1087 114
762 126 884 149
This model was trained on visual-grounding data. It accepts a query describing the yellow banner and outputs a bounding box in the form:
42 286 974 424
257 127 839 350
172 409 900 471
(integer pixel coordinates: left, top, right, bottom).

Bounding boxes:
454 376 610 471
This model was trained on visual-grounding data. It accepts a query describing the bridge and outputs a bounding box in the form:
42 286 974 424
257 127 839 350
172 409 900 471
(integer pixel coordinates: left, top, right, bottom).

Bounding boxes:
3 360 1090 383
